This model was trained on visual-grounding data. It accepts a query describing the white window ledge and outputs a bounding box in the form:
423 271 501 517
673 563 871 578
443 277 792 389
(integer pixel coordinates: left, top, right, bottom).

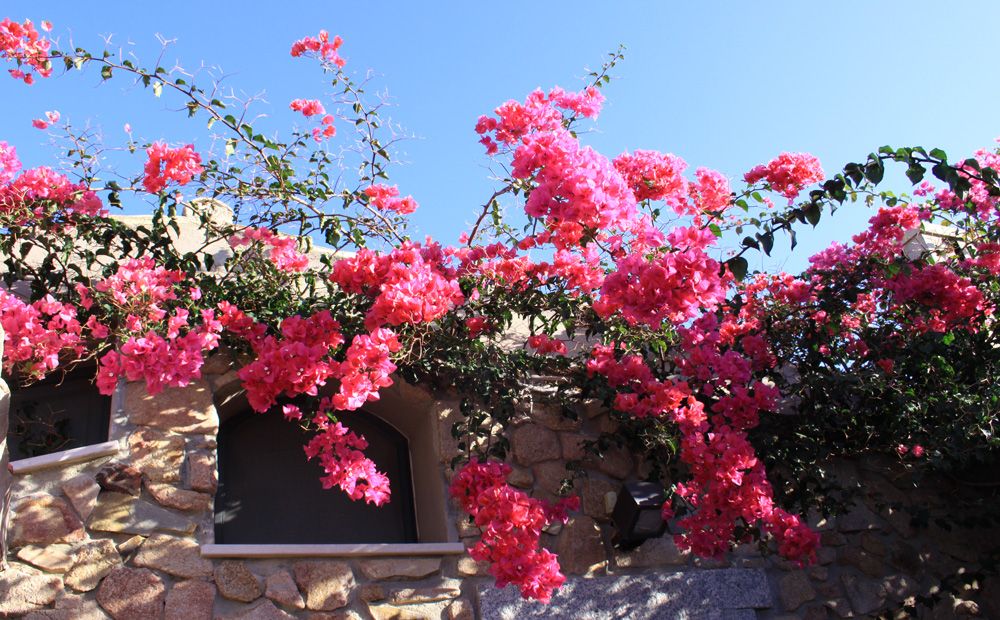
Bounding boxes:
201 542 466 558
10 440 120 475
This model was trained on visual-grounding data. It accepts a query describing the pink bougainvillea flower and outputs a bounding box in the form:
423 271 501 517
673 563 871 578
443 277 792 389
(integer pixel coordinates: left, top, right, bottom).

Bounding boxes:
231 310 344 412
451 459 578 602
142 142 203 193
330 242 463 330
363 184 417 215
526 333 567 356
744 152 824 201
289 98 326 117
290 100 336 141
613 149 689 207
595 249 728 329
0 290 84 379
0 140 21 184
465 316 491 338
0 17 53 84
282 404 303 421
304 417 390 505
31 109 58 129
290 30 346 67
0 163 108 223
229 227 310 273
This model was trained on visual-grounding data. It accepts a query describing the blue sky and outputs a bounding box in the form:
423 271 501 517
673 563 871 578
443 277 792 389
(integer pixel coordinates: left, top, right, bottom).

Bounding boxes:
4 2 999 274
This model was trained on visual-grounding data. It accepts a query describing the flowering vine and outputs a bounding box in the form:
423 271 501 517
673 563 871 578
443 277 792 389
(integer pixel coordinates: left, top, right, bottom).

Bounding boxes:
1 18 998 607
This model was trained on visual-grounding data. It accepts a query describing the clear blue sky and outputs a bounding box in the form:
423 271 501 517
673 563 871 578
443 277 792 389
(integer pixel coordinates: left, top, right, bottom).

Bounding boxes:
4 2 999 274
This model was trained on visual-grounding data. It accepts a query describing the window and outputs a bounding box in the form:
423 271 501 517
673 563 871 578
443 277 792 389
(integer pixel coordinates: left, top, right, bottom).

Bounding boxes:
214 406 418 544
7 365 110 462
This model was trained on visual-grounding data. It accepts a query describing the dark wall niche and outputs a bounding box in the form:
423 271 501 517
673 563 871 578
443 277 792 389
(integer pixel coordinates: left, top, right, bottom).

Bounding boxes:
7 365 111 461
215 406 418 544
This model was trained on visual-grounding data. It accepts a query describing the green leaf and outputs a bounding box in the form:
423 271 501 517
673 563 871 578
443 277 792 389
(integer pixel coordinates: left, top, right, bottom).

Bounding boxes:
726 256 749 281
757 232 774 255
803 203 821 227
864 155 884 184
824 178 848 203
931 162 951 183
100 65 113 80
905 163 926 185
708 223 722 238
844 163 864 186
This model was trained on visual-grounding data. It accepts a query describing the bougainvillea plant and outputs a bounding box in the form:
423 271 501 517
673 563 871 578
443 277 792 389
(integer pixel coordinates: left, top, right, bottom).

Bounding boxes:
2 16 999 602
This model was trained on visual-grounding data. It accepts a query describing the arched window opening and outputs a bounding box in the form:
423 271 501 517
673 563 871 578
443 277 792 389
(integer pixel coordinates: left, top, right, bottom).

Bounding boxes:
7 365 110 461
214 406 418 545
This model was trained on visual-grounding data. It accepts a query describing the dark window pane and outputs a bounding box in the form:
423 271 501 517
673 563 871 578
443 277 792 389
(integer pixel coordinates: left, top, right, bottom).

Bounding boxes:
7 366 111 461
215 408 418 544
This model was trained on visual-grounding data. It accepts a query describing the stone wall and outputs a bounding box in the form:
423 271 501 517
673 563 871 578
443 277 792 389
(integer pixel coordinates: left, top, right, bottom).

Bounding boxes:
1 352 478 619
1 325 12 570
757 457 1000 619
1 355 998 618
